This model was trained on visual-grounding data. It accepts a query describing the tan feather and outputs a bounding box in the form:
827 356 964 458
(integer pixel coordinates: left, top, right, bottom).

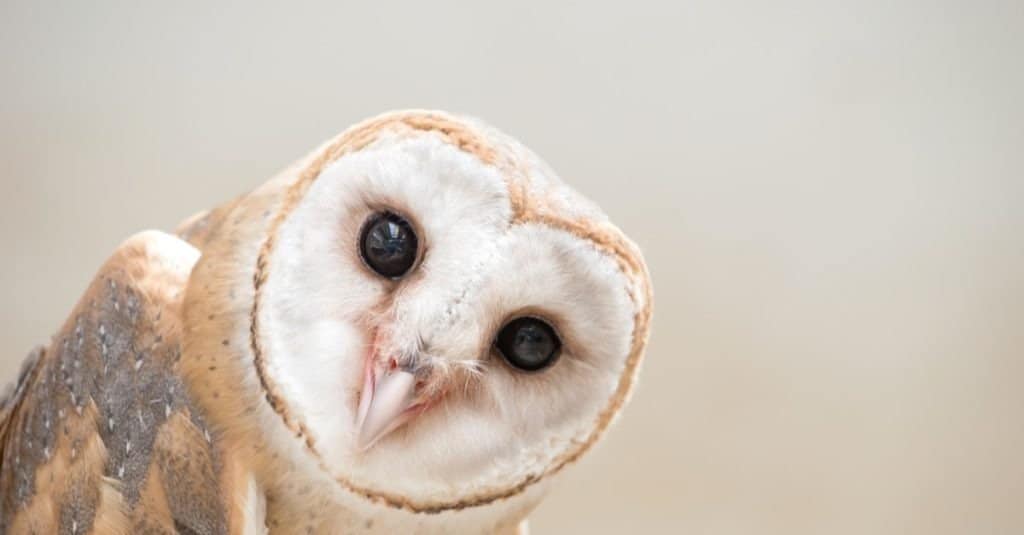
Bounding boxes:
3 110 653 534
0 231 233 533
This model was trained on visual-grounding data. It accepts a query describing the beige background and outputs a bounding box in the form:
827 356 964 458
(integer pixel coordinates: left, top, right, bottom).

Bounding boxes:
2 2 1022 534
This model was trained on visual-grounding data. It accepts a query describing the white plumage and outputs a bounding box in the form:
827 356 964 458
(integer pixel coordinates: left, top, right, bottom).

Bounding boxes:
0 110 652 534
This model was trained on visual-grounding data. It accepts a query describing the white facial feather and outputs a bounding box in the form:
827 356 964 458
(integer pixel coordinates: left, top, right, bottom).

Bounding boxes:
259 129 637 505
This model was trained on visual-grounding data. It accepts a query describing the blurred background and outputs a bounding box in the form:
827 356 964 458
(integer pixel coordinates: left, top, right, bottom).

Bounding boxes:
1 2 1022 533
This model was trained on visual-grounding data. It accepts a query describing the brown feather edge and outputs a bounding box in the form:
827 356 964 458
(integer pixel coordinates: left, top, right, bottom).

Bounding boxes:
248 110 654 513
0 347 46 466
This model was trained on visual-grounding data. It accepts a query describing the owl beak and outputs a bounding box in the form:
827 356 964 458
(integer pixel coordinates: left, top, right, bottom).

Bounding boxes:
355 367 418 451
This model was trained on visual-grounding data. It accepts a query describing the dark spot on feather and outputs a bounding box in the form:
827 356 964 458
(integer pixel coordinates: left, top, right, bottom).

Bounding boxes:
0 267 227 533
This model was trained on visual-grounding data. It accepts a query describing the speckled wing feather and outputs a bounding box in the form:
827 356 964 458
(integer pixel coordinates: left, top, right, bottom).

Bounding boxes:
0 231 235 534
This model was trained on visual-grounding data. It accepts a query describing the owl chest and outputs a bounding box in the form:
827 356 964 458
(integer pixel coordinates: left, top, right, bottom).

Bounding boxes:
258 489 527 535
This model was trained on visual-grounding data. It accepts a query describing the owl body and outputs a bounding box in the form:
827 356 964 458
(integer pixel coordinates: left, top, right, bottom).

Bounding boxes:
0 111 653 534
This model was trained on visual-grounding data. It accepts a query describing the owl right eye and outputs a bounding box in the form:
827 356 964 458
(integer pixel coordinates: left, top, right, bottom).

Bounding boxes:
359 212 419 279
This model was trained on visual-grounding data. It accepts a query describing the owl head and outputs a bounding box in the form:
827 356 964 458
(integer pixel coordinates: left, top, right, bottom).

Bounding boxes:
183 111 653 519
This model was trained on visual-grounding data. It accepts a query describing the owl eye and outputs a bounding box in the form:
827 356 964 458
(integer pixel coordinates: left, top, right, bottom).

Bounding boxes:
495 317 562 372
359 212 419 279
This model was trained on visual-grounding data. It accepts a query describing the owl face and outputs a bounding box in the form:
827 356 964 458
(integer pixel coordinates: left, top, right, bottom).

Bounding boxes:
250 114 651 510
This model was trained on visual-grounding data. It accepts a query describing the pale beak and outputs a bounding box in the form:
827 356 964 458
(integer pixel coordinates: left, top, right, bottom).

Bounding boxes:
355 367 417 451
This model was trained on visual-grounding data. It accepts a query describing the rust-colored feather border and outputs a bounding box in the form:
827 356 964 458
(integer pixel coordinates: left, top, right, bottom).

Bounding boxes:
249 111 653 513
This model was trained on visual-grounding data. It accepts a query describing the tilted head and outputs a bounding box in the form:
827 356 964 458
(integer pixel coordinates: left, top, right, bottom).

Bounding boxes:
183 111 652 519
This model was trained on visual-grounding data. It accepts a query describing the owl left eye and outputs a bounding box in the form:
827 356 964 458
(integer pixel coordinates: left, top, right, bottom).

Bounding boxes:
495 317 562 372
359 212 419 279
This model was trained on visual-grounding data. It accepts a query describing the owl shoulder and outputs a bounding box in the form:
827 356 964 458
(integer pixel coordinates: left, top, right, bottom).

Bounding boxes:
0 231 261 533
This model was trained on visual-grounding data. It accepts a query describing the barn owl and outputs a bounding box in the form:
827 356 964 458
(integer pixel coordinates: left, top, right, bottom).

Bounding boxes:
0 110 653 534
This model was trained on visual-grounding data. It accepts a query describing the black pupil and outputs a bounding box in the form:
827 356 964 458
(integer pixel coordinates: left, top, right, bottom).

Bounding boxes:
496 317 561 372
360 213 418 278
